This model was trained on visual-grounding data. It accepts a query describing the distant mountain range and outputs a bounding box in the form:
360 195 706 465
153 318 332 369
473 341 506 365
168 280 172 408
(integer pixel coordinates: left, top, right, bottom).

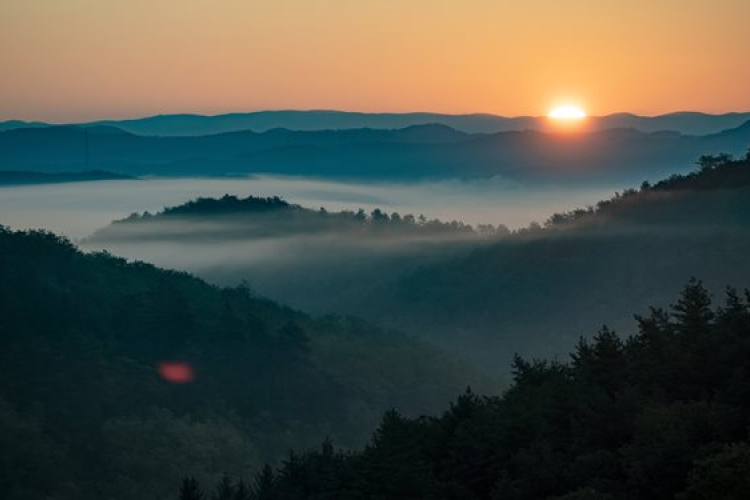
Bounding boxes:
1 120 749 183
2 110 750 136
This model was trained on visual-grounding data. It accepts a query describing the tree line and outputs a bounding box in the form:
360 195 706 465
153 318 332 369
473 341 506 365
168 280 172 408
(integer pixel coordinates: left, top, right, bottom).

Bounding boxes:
0 226 476 500
113 194 510 238
182 280 750 499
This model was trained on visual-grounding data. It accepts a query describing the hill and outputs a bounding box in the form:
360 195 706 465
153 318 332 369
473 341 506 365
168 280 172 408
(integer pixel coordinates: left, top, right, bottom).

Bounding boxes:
2 122 750 182
0 227 482 500
87 193 491 241
367 152 750 369
3 110 750 135
83 195 502 316
200 281 750 500
80 152 750 374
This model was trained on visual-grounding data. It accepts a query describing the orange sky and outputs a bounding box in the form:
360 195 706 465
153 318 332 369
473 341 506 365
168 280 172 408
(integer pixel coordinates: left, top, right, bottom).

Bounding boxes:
1 0 749 122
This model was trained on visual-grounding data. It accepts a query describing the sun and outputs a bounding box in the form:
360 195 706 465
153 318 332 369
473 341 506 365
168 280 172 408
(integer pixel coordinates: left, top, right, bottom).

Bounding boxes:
548 105 587 121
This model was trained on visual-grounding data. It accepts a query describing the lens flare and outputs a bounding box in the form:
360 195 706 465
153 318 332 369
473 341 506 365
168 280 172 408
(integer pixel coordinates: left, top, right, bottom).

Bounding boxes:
158 362 195 384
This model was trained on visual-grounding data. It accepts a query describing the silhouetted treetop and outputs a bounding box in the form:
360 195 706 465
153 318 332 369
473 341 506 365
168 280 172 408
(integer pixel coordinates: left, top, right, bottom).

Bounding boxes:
161 195 293 216
95 194 507 241
214 281 750 500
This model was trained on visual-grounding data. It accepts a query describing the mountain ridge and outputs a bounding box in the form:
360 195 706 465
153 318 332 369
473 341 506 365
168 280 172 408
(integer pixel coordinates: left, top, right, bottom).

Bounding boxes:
3 120 749 182
3 110 750 136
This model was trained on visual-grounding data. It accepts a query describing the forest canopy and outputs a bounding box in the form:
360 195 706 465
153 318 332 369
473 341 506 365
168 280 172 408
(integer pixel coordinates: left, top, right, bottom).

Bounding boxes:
0 226 480 500
190 280 750 500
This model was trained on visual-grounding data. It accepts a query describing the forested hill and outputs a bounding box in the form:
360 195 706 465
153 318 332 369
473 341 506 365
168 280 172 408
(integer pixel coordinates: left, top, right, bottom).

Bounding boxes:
81 152 750 376
540 151 750 229
367 152 750 369
0 227 482 500
88 194 499 243
82 195 509 325
200 281 750 500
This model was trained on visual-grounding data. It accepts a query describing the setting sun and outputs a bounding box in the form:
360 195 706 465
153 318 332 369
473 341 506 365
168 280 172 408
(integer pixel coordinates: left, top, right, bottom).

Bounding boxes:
548 106 587 120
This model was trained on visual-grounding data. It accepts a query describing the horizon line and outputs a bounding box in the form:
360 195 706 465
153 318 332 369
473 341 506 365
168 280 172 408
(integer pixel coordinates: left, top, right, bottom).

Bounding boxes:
3 108 750 126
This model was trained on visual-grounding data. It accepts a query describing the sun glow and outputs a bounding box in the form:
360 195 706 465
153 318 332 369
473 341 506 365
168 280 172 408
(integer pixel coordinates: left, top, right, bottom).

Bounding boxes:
548 105 587 120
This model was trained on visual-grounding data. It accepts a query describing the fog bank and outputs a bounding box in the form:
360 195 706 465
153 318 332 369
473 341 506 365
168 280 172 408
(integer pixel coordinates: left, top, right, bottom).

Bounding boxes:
0 175 618 239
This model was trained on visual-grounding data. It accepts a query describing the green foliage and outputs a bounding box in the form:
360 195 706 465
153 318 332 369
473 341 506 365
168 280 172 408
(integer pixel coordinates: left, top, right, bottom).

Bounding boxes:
179 477 204 500
387 153 750 372
97 193 501 241
0 227 477 500
544 153 750 229
233 480 250 500
228 282 750 499
251 464 277 500
162 195 291 216
679 443 750 500
211 475 235 500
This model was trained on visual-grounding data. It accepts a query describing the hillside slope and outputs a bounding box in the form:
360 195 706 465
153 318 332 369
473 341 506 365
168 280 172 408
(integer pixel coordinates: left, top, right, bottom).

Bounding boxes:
209 281 750 500
374 153 750 369
0 227 481 500
83 195 501 320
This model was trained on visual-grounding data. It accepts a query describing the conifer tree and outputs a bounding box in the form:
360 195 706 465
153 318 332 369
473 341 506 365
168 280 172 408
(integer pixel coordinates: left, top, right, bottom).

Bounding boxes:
234 480 250 500
179 477 204 500
252 464 276 500
212 474 235 500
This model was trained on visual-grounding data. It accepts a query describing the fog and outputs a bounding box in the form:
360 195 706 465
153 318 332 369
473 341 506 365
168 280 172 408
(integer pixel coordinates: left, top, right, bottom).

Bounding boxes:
82 209 503 314
0 175 619 240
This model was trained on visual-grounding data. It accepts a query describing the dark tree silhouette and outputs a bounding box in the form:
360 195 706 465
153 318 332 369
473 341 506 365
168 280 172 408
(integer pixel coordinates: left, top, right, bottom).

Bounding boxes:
204 281 750 499
179 477 204 500
211 475 235 500
252 465 277 500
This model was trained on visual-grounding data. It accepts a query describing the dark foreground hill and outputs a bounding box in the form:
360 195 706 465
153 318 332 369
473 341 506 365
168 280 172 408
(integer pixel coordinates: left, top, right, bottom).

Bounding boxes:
2 121 750 182
0 227 481 500
198 281 750 500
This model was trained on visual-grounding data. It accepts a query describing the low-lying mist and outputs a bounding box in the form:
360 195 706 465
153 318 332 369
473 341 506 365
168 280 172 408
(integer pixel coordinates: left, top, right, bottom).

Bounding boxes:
13 171 744 376
80 195 511 313
0 175 619 239
4 156 750 380
78 169 750 376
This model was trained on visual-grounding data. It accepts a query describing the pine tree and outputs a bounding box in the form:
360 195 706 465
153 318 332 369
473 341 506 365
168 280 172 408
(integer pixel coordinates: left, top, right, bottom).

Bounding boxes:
672 279 717 397
234 480 250 500
672 278 714 337
179 477 204 500
252 464 276 500
571 326 626 398
212 474 235 500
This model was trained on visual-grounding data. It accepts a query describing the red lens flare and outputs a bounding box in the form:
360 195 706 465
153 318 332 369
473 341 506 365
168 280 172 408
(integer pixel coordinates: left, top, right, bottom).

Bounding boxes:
158 362 195 384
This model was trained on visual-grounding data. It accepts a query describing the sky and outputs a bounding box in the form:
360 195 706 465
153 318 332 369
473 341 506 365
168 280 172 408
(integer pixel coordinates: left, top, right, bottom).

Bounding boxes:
1 0 749 122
